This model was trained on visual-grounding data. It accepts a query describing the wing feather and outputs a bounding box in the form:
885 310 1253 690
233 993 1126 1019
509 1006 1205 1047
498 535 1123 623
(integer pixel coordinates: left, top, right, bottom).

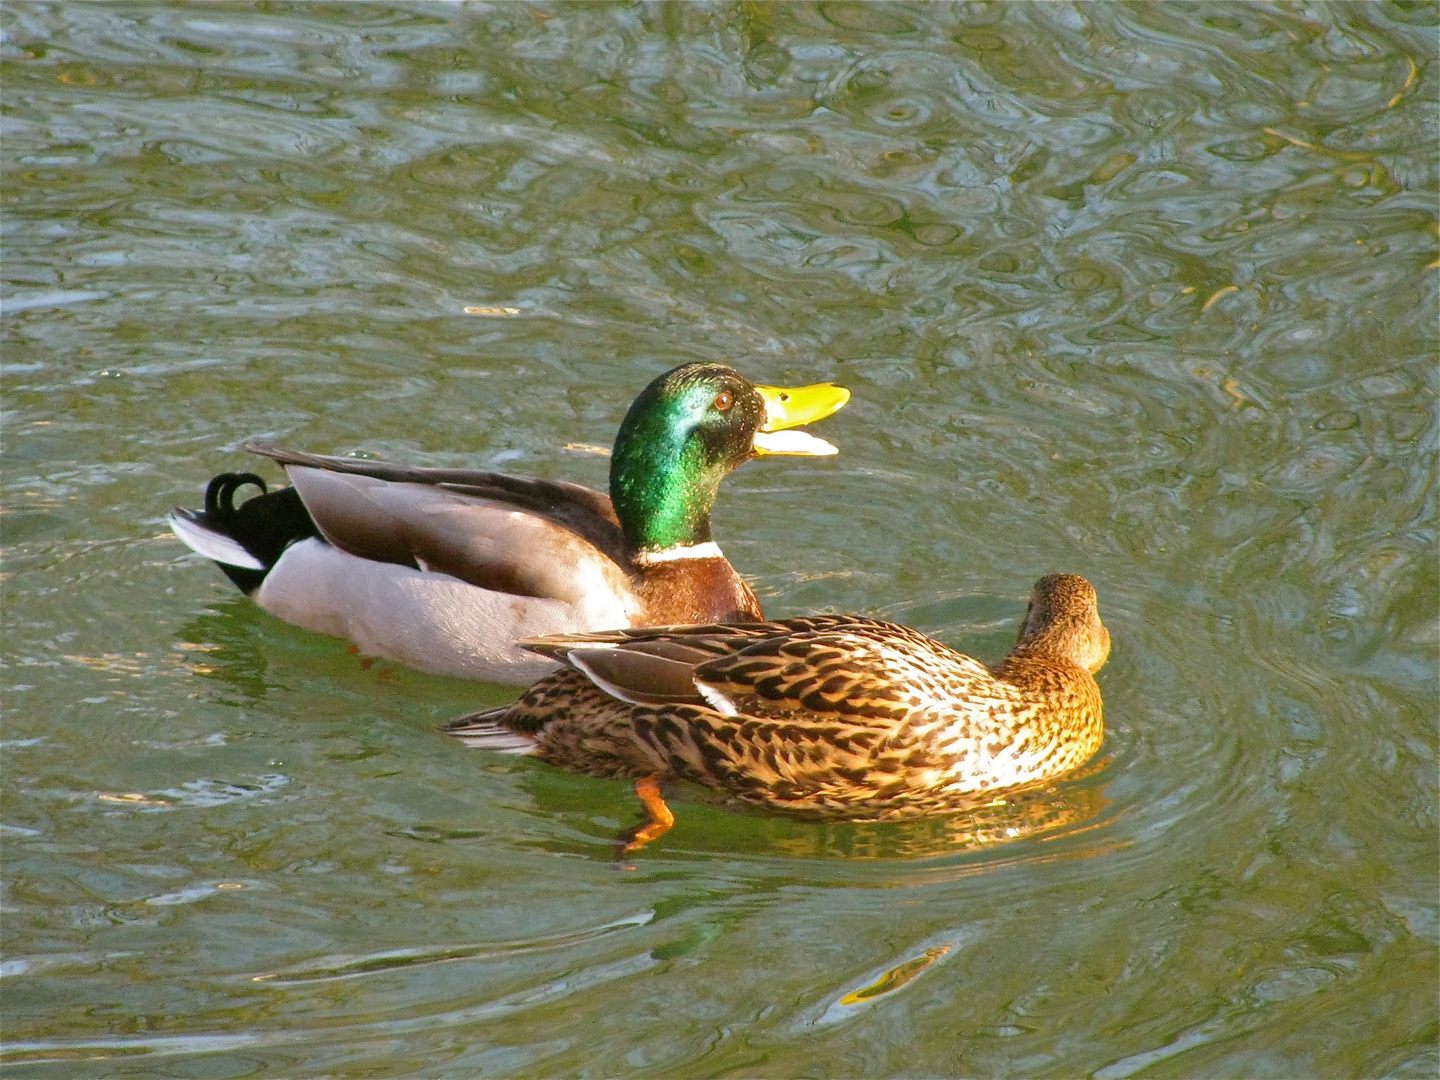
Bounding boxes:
245 442 627 563
563 646 706 706
695 621 991 723
286 467 635 606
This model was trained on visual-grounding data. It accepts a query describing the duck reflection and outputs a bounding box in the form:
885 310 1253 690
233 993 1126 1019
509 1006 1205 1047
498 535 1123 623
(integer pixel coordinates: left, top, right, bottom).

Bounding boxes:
731 757 1112 861
506 755 1113 863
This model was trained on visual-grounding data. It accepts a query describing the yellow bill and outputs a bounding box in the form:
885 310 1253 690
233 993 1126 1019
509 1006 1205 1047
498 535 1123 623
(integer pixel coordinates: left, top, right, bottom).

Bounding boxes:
752 381 851 456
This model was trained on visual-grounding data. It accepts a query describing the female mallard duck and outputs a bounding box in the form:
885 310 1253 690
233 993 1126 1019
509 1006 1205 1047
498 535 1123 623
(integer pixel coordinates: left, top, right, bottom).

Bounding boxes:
447 574 1110 850
168 363 849 684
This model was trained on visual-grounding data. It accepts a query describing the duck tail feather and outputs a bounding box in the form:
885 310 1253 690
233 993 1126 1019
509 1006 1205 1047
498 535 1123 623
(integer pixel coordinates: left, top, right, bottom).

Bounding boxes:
170 472 321 593
444 710 539 755
169 509 267 571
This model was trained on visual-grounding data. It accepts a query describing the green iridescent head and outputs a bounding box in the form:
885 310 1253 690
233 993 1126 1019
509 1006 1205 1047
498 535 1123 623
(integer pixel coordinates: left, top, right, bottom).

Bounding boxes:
608 363 849 553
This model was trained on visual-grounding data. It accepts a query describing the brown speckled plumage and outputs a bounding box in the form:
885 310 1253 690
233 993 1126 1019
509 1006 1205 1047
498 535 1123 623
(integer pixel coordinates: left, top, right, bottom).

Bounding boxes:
448 575 1111 820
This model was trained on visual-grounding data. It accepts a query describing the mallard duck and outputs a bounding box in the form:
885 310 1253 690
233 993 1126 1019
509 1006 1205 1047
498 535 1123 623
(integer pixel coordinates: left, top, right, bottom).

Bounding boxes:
168 363 849 684
447 574 1110 850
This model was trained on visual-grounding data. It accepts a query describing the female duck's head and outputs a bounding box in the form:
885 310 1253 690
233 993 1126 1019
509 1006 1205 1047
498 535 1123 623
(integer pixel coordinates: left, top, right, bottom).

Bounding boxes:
1014 573 1111 673
609 363 849 554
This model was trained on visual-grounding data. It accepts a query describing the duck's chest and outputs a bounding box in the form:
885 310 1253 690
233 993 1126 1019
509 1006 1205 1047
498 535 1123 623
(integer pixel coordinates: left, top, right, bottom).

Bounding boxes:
631 556 763 624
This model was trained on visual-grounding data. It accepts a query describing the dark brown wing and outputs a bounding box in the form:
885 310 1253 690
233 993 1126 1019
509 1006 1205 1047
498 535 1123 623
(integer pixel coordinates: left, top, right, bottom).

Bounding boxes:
520 616 961 715
693 619 979 721
518 614 880 660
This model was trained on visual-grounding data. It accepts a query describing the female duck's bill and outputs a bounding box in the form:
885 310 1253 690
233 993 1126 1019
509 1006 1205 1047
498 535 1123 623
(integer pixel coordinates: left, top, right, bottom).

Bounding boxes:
168 363 849 684
447 573 1112 855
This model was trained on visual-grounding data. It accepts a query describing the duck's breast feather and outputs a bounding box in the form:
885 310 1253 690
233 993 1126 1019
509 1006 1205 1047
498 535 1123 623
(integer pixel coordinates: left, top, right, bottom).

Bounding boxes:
286 467 636 607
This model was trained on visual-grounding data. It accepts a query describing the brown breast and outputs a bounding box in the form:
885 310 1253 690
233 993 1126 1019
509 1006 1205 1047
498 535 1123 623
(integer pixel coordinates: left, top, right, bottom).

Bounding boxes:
631 558 763 624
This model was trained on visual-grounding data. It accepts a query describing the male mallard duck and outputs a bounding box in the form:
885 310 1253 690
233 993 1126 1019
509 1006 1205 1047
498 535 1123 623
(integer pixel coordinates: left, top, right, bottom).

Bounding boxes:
447 574 1110 850
168 363 849 684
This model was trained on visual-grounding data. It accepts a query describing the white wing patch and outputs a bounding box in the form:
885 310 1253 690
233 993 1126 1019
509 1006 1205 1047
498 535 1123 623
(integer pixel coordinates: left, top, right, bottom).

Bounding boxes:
697 681 738 716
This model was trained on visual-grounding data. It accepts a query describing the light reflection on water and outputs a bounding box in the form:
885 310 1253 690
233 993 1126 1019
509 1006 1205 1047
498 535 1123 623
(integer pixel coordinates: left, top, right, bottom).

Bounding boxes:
2 2 1435 1077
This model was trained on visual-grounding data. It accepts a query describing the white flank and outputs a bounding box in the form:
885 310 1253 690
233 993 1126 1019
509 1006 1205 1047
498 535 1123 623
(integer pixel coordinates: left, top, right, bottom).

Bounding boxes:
168 512 266 570
254 538 605 685
633 541 725 565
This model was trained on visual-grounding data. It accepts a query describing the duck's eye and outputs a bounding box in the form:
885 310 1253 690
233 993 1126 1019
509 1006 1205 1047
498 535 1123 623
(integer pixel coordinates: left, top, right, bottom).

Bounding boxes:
713 391 733 412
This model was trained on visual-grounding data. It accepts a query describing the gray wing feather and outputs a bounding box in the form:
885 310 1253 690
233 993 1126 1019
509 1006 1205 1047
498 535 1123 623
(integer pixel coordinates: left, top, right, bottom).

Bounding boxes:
563 647 707 706
245 442 626 562
287 467 635 605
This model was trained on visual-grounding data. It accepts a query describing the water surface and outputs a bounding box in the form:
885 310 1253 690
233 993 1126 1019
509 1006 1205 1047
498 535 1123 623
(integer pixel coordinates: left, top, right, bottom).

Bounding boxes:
3 3 1437 1076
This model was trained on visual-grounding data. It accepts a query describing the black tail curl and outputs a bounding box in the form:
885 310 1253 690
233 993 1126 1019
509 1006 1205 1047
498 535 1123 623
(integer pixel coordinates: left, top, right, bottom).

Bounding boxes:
204 473 269 524
192 472 319 593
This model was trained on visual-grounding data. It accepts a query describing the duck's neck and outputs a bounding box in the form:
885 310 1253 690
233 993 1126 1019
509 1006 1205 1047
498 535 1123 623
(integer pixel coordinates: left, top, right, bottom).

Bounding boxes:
995 649 1081 691
610 424 725 555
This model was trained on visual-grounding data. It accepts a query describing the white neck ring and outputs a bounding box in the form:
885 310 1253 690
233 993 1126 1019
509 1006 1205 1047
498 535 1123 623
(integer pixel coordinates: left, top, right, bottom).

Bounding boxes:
634 541 725 565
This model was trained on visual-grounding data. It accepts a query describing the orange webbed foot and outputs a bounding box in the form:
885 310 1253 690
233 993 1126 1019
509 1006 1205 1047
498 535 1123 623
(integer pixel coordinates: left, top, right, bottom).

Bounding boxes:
615 776 675 863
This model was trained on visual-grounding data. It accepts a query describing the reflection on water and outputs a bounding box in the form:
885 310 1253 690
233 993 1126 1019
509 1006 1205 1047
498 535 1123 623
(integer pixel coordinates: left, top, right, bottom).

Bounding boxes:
732 764 1115 863
486 752 1114 871
802 928 976 1029
3 2 1435 1077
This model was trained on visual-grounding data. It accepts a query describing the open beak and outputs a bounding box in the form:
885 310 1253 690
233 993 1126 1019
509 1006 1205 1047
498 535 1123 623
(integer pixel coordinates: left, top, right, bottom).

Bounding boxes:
752 382 851 456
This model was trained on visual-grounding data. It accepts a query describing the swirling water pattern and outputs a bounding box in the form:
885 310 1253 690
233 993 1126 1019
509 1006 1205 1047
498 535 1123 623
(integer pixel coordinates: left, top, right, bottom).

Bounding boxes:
2 3 1435 1076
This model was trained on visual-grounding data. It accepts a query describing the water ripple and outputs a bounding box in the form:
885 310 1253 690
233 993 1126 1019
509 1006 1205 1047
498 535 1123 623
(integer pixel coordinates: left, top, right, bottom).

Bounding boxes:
3 2 1433 1076
248 909 654 986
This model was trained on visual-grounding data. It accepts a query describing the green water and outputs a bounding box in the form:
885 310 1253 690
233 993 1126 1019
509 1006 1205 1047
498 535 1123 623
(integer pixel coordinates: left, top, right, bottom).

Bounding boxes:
3 3 1436 1076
